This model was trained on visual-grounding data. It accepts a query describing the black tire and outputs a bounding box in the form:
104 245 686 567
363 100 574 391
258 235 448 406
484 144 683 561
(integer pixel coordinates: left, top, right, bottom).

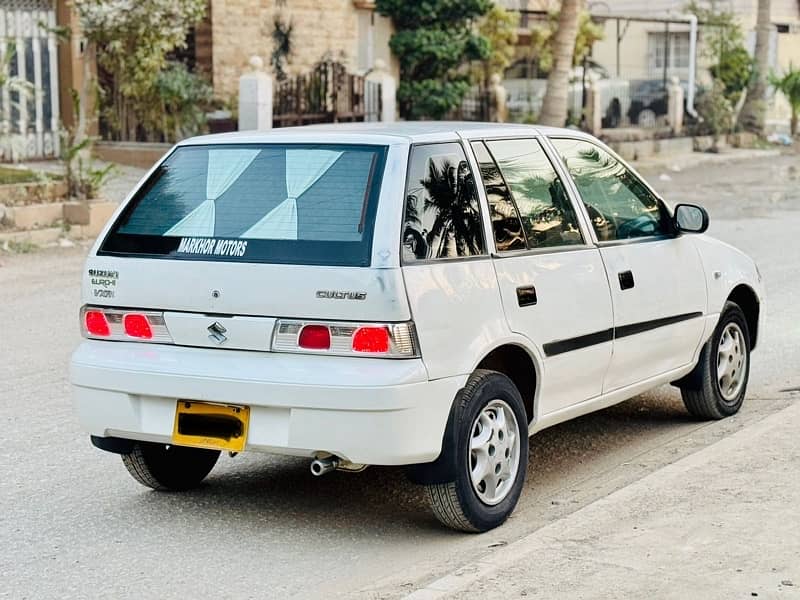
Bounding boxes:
680 302 751 420
603 98 622 128
121 442 220 491
426 370 528 532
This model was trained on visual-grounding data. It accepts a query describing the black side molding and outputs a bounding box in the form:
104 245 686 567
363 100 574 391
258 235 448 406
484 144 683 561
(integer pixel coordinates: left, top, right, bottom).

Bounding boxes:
91 435 135 455
542 312 704 357
543 329 613 357
616 312 703 339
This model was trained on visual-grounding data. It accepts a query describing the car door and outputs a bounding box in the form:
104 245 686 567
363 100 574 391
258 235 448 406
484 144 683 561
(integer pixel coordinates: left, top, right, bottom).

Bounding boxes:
549 137 707 392
470 138 614 416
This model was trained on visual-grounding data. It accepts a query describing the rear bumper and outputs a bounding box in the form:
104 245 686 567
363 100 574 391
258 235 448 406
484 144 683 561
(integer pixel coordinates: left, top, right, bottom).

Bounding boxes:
70 341 464 465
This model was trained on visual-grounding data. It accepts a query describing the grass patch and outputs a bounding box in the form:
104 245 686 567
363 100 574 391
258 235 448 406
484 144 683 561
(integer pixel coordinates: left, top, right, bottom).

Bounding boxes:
0 166 54 185
1 239 39 254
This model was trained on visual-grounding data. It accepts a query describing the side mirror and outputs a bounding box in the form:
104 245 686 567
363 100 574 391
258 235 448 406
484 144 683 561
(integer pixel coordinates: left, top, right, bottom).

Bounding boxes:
674 204 709 234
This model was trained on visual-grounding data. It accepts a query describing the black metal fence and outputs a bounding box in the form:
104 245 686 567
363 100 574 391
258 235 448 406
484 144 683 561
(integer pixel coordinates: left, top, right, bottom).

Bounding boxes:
273 60 381 128
449 87 490 121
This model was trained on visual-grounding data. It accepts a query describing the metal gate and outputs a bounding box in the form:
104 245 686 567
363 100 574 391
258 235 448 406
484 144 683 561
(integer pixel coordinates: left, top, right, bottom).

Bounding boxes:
0 0 60 162
273 59 381 128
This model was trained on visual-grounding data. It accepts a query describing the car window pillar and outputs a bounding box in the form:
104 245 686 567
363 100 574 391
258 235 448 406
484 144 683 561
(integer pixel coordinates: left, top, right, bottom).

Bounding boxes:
538 135 600 247
462 139 501 256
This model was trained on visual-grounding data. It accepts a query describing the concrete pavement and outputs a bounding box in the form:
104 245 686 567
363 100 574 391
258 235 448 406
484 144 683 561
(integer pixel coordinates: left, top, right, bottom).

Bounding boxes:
407 400 800 600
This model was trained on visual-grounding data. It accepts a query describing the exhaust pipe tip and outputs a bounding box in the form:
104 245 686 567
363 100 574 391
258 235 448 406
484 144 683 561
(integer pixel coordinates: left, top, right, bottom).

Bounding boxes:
310 457 339 477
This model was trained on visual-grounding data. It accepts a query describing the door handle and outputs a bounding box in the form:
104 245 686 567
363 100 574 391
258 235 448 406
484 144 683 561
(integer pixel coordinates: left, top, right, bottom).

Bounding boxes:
618 270 635 290
516 285 538 307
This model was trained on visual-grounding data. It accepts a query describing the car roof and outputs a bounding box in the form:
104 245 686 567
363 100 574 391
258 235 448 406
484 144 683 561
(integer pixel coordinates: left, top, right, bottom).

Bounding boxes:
178 121 592 146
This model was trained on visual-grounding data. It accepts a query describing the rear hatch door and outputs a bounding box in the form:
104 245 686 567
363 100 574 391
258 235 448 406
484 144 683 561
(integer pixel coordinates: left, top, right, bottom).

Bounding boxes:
86 141 409 350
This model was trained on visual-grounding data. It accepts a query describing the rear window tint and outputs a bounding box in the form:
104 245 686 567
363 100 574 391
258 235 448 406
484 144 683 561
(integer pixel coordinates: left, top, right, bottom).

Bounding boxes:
100 144 387 266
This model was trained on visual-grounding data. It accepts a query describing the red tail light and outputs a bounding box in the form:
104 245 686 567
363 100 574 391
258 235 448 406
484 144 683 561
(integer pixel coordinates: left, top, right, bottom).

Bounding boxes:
80 306 172 343
85 310 111 337
352 326 390 353
273 320 418 358
123 314 153 339
298 325 331 350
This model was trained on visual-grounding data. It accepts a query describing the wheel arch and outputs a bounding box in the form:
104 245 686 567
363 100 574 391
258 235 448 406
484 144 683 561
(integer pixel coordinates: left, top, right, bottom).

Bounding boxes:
727 284 760 350
474 343 540 426
407 340 541 486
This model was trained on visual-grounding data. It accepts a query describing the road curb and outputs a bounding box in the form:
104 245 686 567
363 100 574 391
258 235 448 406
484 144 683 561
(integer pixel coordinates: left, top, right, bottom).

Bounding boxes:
402 400 800 600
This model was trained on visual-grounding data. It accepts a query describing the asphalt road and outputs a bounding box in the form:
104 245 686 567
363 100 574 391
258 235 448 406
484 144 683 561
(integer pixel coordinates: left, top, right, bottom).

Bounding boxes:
1 152 798 600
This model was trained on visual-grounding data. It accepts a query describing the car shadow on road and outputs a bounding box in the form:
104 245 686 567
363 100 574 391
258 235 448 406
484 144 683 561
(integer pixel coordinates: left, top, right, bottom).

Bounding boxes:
122 389 696 536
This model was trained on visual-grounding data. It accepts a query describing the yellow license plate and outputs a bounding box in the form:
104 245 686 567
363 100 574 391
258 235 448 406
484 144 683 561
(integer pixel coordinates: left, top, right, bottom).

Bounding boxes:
172 401 250 452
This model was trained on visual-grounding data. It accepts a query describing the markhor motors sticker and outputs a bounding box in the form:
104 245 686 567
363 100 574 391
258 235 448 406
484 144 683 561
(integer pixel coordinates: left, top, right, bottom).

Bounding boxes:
177 237 248 257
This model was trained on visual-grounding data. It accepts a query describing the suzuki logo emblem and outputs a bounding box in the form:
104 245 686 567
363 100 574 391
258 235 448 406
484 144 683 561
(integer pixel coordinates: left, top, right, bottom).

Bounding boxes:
207 321 228 344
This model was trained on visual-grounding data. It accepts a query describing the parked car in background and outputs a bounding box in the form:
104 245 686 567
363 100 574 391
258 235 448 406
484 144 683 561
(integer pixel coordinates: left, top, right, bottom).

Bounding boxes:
71 123 762 533
503 58 630 127
627 78 693 127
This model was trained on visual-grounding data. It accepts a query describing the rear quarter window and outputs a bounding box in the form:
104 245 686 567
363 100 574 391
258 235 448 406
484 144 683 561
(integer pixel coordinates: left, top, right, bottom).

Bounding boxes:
100 143 387 266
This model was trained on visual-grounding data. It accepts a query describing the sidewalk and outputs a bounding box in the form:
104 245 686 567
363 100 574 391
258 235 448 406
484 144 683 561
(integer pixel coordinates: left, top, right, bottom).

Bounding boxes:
407 400 800 600
632 147 784 174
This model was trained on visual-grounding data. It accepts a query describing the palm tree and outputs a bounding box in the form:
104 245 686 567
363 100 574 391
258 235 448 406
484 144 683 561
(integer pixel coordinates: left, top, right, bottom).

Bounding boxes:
421 159 483 258
740 0 772 133
771 66 800 136
539 0 582 127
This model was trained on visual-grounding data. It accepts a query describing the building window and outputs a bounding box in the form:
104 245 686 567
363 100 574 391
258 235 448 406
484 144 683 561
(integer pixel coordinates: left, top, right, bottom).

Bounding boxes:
648 32 690 73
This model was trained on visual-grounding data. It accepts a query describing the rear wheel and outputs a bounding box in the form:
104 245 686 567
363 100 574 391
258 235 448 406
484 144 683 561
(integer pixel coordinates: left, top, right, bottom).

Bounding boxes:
637 108 657 127
426 370 528 532
122 442 220 491
680 302 751 419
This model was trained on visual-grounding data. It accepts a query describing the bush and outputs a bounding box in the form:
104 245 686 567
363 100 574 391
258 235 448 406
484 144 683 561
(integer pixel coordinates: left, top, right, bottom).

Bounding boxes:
377 0 491 119
75 0 206 142
770 66 800 136
155 62 213 141
710 45 753 105
694 82 735 151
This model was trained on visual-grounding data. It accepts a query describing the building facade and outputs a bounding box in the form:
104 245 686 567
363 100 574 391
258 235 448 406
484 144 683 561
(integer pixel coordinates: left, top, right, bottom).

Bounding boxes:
588 0 800 128
194 0 396 99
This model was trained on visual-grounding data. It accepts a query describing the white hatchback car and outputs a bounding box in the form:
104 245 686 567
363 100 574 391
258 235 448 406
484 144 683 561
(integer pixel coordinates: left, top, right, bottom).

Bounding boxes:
71 123 762 532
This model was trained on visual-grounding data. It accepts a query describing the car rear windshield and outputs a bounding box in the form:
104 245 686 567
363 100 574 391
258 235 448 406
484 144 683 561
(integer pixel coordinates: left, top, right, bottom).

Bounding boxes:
99 143 387 266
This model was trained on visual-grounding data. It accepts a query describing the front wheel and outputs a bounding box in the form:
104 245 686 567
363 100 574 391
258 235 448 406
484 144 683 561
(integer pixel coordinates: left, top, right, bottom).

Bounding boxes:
680 301 751 419
122 442 220 491
426 370 528 532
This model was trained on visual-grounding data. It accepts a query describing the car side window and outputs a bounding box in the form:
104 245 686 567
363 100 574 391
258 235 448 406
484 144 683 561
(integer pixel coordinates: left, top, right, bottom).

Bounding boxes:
485 138 584 249
403 143 486 262
550 138 673 242
471 141 526 252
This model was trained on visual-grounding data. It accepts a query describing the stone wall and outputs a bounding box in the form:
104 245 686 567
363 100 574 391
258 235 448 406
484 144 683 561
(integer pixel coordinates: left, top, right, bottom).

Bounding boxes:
211 0 364 99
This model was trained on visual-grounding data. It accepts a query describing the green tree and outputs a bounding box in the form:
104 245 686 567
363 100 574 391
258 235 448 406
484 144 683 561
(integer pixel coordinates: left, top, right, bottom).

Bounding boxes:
74 0 206 141
770 66 800 136
526 9 604 77
156 61 213 141
687 2 752 145
376 0 491 119
687 1 753 105
472 5 519 89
